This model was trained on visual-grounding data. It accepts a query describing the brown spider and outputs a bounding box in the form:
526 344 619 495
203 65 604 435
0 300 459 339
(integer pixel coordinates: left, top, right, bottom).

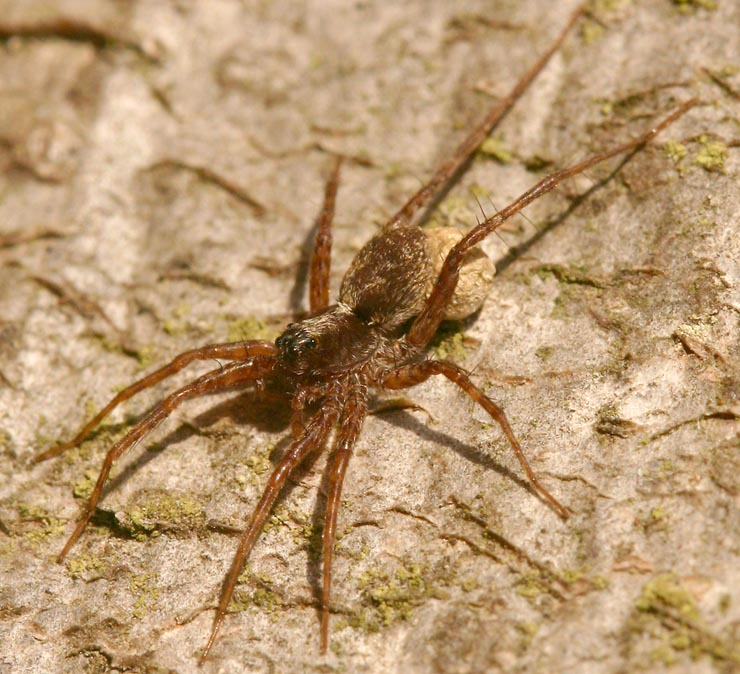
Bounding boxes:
35 5 695 663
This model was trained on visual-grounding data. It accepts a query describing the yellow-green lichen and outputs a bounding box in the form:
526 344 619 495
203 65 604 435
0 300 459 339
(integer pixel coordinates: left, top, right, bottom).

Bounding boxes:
134 344 157 370
535 345 555 362
478 134 512 164
630 573 739 666
427 194 474 228
67 553 106 580
163 304 192 336
580 18 604 45
430 323 468 361
672 0 717 12
17 503 65 548
588 0 632 11
130 571 160 619
515 572 549 601
664 140 688 167
72 468 98 500
120 490 205 540
516 620 540 650
350 561 449 633
226 316 277 342
693 135 728 172
231 567 284 614
636 573 700 623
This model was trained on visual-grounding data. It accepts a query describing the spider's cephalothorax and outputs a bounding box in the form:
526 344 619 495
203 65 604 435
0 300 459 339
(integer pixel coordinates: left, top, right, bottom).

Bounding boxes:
36 5 695 663
276 223 490 380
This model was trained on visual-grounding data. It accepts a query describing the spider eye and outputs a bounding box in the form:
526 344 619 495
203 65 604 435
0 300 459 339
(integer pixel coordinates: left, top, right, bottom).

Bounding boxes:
298 335 317 350
276 327 317 356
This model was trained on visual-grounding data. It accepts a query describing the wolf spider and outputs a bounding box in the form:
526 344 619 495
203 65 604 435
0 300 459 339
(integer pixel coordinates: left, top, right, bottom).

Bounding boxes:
36 4 695 663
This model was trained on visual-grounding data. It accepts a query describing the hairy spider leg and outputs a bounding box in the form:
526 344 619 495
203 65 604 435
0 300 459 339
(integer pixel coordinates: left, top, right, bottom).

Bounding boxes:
387 4 585 230
310 156 343 313
320 385 368 653
56 356 276 562
407 98 698 349
34 341 277 462
200 401 341 664
383 359 570 518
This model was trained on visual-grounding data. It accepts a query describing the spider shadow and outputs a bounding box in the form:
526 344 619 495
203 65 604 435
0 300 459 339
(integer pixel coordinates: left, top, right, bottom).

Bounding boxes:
375 405 547 505
495 149 642 275
301 400 555 621
100 386 293 513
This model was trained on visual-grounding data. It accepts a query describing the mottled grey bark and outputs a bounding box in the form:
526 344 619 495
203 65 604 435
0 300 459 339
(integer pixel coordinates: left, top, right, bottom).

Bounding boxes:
0 1 738 673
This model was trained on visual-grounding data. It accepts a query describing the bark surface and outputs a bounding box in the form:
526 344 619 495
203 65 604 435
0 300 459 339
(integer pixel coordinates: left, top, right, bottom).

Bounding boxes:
0 2 738 673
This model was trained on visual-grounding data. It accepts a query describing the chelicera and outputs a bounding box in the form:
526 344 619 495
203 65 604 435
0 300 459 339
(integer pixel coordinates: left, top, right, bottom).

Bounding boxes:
36 5 695 663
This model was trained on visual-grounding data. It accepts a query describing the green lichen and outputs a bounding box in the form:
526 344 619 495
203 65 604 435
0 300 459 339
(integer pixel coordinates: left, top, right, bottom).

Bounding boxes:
428 194 473 228
120 490 205 540
580 19 604 45
163 303 195 336
664 140 688 168
535 345 554 362
515 572 549 601
72 468 98 500
67 553 106 580
130 571 160 619
350 560 450 633
634 505 671 535
694 135 728 172
636 573 700 622
629 573 740 666
429 323 468 361
18 502 65 548
135 344 157 369
478 134 512 164
560 566 610 590
588 0 632 11
231 567 284 614
461 577 479 593
226 315 277 342
672 0 717 12
245 451 272 476
516 620 540 650
261 504 321 556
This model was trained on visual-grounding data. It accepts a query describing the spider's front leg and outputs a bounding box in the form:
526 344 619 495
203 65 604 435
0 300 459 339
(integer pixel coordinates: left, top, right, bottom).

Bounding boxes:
382 359 570 519
406 99 697 349
56 355 275 562
387 4 585 229
34 340 276 462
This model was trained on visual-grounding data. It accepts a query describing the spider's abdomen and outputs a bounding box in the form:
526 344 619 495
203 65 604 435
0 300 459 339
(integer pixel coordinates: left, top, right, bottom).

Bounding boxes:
339 225 432 330
339 224 495 330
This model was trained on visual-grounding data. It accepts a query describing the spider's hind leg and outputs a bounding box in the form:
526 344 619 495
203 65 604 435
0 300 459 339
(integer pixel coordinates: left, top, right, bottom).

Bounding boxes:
382 359 570 519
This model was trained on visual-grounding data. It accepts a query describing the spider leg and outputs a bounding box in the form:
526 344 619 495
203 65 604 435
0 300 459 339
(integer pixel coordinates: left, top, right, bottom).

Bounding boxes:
320 387 367 653
383 359 570 519
406 99 697 349
387 4 584 229
200 401 341 664
290 387 308 439
57 356 275 562
309 156 343 313
34 340 277 463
